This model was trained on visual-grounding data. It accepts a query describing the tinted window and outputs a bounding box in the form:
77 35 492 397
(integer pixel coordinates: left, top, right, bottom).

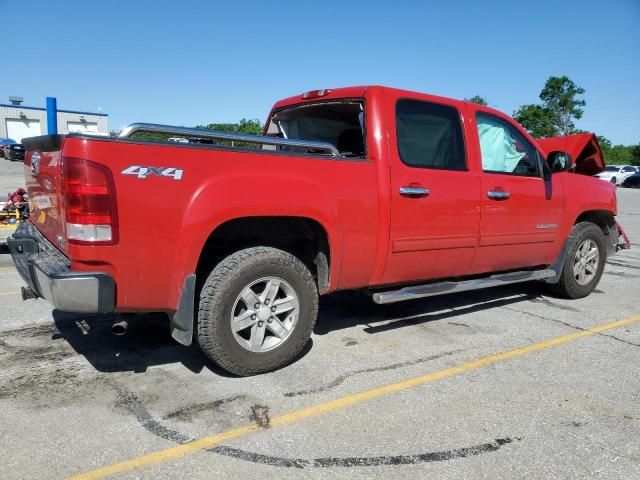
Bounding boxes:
396 99 466 170
476 113 540 176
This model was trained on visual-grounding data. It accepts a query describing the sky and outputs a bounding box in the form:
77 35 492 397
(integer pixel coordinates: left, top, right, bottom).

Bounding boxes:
0 0 638 145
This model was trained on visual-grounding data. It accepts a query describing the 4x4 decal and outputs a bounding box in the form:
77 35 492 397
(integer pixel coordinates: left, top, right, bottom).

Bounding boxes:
121 165 183 180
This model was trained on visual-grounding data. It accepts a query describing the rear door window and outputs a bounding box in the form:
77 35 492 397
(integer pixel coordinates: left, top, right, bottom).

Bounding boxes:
395 99 466 170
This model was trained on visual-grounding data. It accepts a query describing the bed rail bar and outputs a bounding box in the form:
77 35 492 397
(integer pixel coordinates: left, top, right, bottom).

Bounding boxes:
118 123 341 157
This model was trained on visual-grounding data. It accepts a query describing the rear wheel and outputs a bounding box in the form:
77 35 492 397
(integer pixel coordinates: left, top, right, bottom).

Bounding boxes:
197 247 318 376
610 176 617 185
548 222 606 299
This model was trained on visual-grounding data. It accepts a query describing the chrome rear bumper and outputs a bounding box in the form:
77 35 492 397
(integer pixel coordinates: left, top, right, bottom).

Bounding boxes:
7 223 115 313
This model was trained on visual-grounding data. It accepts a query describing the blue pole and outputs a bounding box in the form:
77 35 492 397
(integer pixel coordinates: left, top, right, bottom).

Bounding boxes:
46 97 58 134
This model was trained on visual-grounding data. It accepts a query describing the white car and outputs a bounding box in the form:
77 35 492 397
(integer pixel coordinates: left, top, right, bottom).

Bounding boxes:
595 165 638 185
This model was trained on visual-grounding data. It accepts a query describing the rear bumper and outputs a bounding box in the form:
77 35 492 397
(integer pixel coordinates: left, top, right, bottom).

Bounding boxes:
7 222 115 313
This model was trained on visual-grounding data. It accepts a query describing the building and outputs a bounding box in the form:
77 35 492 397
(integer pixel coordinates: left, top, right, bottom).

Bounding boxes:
0 97 108 143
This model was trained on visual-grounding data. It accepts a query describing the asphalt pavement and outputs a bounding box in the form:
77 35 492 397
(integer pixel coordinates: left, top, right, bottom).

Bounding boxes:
0 159 639 480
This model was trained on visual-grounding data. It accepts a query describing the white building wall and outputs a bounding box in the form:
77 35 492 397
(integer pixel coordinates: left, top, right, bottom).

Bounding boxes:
0 104 108 142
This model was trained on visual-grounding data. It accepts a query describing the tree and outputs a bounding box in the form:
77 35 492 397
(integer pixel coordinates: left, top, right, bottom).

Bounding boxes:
513 104 558 138
464 95 488 106
199 118 262 136
597 135 612 161
196 118 264 148
606 144 633 165
539 76 586 135
597 135 612 151
630 144 640 166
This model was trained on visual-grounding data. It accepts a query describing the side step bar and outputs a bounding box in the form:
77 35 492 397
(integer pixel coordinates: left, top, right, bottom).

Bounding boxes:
372 268 557 305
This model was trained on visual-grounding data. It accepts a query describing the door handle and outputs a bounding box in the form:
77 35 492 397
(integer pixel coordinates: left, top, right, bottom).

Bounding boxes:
487 190 510 200
399 186 430 198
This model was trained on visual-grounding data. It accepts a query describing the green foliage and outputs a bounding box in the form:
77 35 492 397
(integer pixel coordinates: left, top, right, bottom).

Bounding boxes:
513 104 558 138
126 119 265 147
596 136 640 166
464 95 488 106
539 76 586 135
605 144 635 165
597 135 612 151
196 118 264 149
632 144 640 166
513 75 585 138
197 118 263 136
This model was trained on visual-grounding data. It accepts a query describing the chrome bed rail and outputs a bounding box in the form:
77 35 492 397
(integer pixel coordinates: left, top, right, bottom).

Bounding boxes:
118 123 341 157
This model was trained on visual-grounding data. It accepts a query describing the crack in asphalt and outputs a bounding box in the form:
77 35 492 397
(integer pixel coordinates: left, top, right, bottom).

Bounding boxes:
208 437 520 468
502 307 640 348
283 349 464 398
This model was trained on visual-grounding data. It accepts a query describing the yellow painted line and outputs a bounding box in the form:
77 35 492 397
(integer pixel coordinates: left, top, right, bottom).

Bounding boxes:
0 266 16 272
68 315 640 480
0 290 20 297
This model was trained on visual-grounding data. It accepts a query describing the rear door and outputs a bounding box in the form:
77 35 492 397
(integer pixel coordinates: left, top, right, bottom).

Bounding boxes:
469 111 564 273
381 94 481 285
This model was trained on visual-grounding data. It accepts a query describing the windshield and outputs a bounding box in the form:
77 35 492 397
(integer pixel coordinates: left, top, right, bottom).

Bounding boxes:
267 101 365 157
605 166 619 172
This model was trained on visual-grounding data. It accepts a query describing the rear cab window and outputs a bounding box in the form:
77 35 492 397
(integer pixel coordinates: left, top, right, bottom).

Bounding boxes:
265 101 366 158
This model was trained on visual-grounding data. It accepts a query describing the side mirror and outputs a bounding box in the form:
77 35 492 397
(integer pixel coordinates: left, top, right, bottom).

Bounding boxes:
547 151 573 173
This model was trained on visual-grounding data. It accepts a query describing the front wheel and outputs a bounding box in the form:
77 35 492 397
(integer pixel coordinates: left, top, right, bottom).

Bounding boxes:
197 247 318 376
548 222 606 299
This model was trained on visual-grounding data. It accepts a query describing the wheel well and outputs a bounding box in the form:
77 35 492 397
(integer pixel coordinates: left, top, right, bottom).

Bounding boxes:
575 210 616 236
196 217 331 292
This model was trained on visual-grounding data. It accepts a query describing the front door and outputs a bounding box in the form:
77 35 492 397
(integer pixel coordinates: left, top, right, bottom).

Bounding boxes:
469 112 564 274
381 97 481 285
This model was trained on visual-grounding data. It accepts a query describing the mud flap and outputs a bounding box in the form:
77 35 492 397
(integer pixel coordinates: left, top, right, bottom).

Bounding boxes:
170 274 196 346
543 240 569 284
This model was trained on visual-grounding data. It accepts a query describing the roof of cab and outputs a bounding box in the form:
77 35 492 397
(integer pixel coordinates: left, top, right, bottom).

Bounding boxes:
271 85 503 116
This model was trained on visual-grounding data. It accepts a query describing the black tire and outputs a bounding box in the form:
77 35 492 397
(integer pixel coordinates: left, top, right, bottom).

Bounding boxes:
548 222 607 299
610 177 617 185
197 247 318 376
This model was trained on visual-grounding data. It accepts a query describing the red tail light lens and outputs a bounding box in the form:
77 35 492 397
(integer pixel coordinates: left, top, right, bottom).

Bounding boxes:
63 157 119 245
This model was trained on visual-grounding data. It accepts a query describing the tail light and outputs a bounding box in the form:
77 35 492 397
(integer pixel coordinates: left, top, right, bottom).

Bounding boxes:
63 157 119 245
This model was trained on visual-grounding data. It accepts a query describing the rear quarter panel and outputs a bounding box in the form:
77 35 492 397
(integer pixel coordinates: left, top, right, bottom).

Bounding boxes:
62 137 379 311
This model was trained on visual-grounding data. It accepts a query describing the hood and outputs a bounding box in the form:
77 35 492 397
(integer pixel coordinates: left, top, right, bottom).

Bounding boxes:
536 133 605 176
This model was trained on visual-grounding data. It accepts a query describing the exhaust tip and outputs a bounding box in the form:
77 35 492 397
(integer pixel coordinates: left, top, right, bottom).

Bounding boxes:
111 319 128 336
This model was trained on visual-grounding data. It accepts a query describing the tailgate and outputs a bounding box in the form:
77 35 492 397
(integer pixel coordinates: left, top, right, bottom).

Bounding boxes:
21 135 67 252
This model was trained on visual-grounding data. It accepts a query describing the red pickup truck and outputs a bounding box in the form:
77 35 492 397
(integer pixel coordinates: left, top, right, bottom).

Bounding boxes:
10 86 630 375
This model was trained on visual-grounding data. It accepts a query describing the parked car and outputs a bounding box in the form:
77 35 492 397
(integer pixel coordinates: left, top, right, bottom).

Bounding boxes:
10 86 630 376
3 143 25 162
0 138 17 158
595 165 638 185
622 173 640 188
